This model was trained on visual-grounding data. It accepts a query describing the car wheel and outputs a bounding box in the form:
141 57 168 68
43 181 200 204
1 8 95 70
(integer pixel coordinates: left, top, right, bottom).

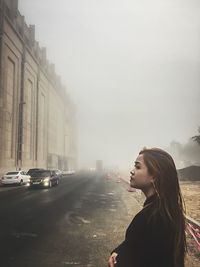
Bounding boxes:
19 180 23 186
49 181 52 188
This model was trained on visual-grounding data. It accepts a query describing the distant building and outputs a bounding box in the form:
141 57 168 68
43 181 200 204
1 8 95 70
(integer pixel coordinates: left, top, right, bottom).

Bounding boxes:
0 0 77 175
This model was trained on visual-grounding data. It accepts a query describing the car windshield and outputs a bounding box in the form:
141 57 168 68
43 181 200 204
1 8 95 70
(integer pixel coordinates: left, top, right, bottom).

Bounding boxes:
27 169 40 175
6 172 19 175
31 171 50 177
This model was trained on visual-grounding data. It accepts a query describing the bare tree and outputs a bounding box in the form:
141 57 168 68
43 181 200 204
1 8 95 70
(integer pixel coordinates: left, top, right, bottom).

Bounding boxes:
191 127 200 146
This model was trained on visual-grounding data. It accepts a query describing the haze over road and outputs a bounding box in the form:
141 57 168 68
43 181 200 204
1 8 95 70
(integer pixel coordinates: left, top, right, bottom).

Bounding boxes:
18 0 200 169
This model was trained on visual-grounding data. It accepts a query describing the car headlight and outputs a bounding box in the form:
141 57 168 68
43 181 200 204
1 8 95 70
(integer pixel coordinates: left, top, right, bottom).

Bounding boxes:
43 177 50 182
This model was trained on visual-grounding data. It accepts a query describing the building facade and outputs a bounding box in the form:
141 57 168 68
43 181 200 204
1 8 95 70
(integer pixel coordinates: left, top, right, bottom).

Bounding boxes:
0 0 77 176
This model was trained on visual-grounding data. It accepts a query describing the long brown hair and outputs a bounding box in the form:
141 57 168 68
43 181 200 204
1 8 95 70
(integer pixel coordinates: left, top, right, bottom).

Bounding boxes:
139 147 187 267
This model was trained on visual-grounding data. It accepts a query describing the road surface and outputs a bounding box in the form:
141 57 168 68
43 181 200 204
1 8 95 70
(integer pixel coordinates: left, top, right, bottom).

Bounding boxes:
0 172 140 267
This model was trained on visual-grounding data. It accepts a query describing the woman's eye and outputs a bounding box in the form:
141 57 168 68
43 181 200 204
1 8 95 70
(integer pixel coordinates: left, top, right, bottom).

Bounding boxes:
135 165 140 169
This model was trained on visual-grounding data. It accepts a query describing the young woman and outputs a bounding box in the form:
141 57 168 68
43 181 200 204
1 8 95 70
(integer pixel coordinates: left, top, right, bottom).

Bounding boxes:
108 147 187 267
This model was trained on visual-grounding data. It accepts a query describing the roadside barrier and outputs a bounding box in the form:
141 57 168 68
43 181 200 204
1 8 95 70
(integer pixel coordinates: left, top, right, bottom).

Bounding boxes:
186 216 200 252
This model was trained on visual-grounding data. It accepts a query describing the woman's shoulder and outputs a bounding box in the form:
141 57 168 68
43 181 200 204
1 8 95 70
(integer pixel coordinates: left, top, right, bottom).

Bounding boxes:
132 198 172 228
129 197 158 223
126 206 152 231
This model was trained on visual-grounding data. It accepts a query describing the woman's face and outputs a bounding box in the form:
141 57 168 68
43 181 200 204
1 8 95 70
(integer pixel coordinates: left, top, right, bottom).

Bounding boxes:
130 154 154 190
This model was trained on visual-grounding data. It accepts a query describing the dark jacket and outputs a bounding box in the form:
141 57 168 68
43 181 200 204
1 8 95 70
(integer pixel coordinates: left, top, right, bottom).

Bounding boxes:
112 194 177 267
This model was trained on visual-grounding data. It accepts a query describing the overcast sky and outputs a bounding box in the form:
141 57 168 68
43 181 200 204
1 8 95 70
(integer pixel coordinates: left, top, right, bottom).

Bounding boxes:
18 0 200 170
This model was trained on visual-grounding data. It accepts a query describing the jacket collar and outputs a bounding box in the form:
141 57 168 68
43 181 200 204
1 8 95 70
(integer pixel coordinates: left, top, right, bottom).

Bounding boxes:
143 193 158 207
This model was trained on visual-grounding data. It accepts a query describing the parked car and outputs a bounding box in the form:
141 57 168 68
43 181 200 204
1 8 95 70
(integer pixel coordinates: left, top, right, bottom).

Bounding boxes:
63 169 75 175
53 169 63 178
28 170 59 188
1 171 31 186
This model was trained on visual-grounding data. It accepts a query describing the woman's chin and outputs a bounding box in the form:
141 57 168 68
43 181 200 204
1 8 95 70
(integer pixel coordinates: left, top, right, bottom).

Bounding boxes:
130 182 136 188
130 182 141 189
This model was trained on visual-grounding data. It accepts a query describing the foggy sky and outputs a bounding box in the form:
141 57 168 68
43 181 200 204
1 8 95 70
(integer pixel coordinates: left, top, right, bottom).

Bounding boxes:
18 0 200 170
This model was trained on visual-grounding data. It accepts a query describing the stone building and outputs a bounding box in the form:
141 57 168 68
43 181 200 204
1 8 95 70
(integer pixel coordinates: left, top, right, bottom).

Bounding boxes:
0 0 77 176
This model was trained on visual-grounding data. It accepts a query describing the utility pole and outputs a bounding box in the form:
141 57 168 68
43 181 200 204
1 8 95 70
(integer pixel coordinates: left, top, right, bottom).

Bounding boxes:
17 46 26 170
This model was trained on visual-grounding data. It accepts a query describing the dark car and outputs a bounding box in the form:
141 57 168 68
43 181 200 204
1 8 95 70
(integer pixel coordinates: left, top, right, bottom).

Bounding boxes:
28 170 59 188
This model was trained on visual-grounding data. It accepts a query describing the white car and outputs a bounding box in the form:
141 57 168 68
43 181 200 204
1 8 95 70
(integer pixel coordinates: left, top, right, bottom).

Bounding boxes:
63 169 75 175
1 171 31 186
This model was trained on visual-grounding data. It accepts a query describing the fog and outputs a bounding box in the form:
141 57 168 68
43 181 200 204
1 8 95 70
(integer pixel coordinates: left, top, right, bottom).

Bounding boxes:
19 0 200 170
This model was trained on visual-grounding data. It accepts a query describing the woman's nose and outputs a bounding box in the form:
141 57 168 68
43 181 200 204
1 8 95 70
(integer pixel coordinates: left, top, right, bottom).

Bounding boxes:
130 170 134 176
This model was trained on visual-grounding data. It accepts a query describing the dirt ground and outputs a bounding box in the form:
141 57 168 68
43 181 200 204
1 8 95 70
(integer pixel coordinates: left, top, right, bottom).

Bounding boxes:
180 181 200 222
180 181 200 267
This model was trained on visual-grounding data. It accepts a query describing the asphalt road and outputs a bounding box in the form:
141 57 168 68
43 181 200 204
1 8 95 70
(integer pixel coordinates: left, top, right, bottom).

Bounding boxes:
0 172 139 267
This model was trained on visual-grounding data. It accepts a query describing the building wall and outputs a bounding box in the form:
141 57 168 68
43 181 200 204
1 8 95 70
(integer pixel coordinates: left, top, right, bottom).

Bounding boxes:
22 49 38 169
0 18 22 173
37 71 48 168
0 0 77 176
